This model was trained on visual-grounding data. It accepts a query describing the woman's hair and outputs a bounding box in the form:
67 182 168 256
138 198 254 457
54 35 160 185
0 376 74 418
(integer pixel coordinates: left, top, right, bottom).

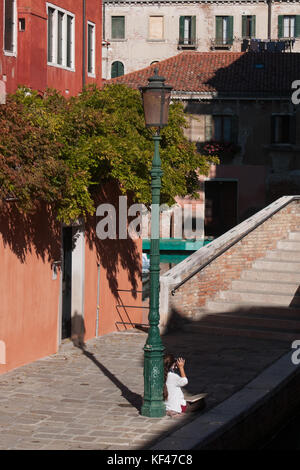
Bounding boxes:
163 353 175 400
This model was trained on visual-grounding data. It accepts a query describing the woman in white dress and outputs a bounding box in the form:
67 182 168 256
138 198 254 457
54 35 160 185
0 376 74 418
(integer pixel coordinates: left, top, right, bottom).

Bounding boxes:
163 353 188 417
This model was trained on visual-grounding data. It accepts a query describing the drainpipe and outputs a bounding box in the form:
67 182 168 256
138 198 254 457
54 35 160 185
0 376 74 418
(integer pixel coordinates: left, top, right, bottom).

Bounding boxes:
102 0 105 40
95 263 100 337
268 0 272 40
82 0 86 89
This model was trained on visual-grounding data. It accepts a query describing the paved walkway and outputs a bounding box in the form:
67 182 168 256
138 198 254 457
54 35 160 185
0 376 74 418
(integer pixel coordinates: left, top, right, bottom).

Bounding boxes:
0 328 291 450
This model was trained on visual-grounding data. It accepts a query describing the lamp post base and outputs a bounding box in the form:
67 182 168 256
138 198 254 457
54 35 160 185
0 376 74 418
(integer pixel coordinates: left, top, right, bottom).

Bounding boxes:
141 344 166 418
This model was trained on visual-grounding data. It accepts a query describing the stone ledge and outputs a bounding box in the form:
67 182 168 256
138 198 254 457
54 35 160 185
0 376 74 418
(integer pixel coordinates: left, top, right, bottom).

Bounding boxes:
151 351 300 450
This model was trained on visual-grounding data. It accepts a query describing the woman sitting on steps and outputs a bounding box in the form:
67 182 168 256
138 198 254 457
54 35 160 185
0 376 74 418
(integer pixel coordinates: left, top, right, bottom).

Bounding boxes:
163 353 188 417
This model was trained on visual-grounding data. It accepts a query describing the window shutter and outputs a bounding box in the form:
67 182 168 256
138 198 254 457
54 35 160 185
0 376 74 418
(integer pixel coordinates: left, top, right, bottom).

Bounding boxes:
205 115 213 141
289 114 297 144
111 61 124 78
112 16 125 39
278 15 283 38
215 16 222 42
295 16 300 38
227 16 234 44
179 16 184 43
242 16 247 38
252 16 256 38
191 16 196 43
231 115 239 144
271 116 276 144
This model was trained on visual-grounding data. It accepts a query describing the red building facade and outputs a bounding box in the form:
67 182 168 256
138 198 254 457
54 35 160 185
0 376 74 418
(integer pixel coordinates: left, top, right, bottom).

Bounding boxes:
0 0 102 98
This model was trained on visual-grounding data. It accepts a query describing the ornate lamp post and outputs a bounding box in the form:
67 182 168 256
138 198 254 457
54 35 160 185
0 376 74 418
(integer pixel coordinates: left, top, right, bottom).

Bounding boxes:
140 69 172 418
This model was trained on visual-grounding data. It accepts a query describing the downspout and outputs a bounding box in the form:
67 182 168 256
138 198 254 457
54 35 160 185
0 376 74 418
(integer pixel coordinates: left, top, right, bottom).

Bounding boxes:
268 0 272 40
82 0 86 89
103 0 105 40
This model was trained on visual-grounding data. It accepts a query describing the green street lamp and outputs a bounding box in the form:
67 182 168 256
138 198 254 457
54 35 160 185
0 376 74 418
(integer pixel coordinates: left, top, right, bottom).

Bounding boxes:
140 69 173 418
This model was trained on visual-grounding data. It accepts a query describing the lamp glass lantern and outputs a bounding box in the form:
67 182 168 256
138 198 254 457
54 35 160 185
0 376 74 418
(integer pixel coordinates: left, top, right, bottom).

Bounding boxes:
140 69 172 129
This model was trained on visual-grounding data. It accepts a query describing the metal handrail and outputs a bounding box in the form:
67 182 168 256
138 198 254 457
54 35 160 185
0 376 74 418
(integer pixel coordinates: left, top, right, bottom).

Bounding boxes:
171 196 300 296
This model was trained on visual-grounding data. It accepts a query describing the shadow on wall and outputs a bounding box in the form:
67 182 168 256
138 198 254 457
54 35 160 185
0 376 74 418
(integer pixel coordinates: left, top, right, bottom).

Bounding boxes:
0 183 142 303
85 184 142 301
0 201 61 264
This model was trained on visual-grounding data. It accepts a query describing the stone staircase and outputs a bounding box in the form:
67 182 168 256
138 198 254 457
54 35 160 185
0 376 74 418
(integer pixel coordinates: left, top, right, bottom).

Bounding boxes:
185 231 300 342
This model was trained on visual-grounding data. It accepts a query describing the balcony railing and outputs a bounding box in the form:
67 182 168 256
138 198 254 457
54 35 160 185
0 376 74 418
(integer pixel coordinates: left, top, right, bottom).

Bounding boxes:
210 38 233 50
177 38 198 50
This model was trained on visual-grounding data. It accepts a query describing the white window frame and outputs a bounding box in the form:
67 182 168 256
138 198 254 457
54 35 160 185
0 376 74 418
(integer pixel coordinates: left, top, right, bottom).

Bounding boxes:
87 21 96 77
3 0 17 56
46 2 75 72
283 15 295 38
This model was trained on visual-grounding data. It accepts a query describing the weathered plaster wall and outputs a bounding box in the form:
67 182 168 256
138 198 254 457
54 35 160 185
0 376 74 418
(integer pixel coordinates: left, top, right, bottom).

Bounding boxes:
103 1 300 77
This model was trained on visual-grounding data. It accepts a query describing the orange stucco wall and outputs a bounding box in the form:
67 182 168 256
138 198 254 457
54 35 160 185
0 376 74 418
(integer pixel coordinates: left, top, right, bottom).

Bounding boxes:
0 204 61 374
0 190 143 375
84 186 143 339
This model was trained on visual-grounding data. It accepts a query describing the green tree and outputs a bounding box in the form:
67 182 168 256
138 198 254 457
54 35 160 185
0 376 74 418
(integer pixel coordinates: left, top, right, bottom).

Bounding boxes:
0 85 217 223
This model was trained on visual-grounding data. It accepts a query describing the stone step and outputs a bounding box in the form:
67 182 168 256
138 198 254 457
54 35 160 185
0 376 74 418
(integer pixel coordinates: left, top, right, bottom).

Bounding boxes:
196 312 300 333
277 240 300 251
205 300 300 319
183 323 295 342
289 232 300 241
252 259 300 272
265 250 300 261
231 279 300 295
218 289 300 306
241 269 300 283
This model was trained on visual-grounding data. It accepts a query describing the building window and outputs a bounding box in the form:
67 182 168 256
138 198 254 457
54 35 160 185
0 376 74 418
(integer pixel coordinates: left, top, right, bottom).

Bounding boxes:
271 115 294 144
215 16 234 46
111 16 125 40
242 15 256 38
87 22 96 75
47 3 75 70
4 0 16 54
284 16 295 38
111 61 124 78
205 115 238 143
179 16 196 45
278 15 300 38
149 16 164 40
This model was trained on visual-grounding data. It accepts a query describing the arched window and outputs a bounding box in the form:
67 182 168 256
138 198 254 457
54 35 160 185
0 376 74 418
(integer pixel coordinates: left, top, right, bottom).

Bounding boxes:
111 61 124 78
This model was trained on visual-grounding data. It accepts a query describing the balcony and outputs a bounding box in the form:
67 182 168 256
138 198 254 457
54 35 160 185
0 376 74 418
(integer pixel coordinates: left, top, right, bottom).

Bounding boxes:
177 38 198 50
210 38 233 50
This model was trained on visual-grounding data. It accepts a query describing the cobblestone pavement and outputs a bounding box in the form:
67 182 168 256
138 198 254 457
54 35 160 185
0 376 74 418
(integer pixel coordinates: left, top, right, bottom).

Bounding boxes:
0 328 290 450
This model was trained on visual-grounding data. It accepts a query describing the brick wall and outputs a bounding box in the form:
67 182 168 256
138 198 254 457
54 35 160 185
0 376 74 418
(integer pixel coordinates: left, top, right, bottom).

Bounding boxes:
168 199 300 320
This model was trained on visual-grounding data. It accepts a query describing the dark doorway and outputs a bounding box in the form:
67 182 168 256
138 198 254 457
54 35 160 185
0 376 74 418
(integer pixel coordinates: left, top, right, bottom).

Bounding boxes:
204 180 238 238
62 227 72 339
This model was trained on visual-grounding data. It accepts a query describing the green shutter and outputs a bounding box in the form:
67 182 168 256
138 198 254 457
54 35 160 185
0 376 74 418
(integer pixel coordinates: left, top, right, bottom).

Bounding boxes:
227 16 234 44
252 16 256 38
278 15 283 38
179 16 184 44
295 16 300 38
231 116 239 144
111 61 124 78
242 16 247 38
111 16 125 39
191 16 196 43
216 16 222 42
